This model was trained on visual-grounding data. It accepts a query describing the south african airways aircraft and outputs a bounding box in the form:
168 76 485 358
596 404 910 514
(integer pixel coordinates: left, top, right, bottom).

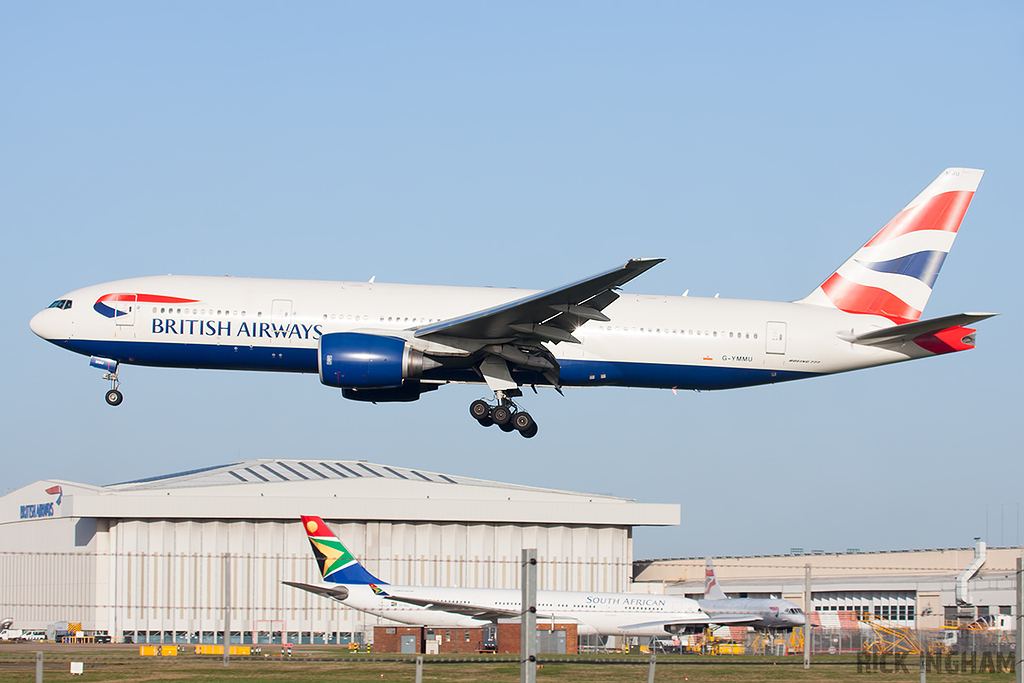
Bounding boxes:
284 516 778 636
30 168 994 437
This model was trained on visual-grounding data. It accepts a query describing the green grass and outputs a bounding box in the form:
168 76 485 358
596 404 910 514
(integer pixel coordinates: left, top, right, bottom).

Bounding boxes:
0 644 1015 682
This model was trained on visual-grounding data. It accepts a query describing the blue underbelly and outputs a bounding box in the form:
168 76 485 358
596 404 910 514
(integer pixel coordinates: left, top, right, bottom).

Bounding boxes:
58 339 818 389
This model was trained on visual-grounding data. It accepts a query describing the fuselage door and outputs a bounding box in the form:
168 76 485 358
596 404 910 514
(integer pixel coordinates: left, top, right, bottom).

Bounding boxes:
271 299 294 345
765 321 786 355
114 294 137 326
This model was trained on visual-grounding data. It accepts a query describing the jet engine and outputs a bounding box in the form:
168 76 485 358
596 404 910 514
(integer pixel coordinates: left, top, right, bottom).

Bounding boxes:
318 332 438 389
342 382 439 403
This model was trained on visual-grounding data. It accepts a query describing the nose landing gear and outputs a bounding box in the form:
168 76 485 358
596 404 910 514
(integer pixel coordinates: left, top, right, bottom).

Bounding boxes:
91 358 123 406
469 395 537 438
104 370 123 406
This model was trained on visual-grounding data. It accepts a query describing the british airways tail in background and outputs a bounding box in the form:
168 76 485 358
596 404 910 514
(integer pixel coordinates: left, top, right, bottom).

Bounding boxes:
30 168 995 436
698 557 805 631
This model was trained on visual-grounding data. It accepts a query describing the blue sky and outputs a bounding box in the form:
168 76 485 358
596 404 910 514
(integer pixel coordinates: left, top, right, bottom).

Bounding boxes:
2 2 1021 559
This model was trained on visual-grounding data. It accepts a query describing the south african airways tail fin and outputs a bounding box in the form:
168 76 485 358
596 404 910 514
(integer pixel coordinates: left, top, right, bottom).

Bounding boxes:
704 557 728 601
300 515 386 585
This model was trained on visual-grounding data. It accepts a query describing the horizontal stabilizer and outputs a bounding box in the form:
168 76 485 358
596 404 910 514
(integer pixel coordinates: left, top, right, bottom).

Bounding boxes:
282 581 350 601
840 312 997 346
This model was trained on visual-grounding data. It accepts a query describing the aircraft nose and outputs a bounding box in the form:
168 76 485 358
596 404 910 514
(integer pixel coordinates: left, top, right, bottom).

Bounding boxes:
30 309 60 340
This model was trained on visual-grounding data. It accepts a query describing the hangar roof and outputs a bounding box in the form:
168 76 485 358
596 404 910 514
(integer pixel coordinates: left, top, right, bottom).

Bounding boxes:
2 459 680 528
108 459 597 495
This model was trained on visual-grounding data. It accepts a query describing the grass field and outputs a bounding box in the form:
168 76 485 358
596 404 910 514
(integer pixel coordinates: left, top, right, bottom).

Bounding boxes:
0 643 1015 682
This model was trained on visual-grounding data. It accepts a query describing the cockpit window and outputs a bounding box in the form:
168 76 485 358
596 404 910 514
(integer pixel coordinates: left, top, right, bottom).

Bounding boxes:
47 299 72 310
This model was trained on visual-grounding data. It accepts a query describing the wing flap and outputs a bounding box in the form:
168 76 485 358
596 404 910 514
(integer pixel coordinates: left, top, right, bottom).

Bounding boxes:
378 593 524 622
620 614 763 631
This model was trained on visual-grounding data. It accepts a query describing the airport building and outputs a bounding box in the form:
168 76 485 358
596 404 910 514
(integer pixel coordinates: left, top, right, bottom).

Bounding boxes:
0 459 679 644
633 543 1022 629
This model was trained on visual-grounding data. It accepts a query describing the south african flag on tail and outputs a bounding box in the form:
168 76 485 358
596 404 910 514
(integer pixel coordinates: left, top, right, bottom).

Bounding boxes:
300 515 386 585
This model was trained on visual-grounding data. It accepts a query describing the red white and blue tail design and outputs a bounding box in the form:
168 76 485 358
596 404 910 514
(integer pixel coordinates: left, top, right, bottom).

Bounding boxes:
704 557 727 601
799 168 983 323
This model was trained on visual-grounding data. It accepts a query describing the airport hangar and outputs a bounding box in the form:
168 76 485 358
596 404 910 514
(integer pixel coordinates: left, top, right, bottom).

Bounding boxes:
633 541 1021 630
0 459 679 644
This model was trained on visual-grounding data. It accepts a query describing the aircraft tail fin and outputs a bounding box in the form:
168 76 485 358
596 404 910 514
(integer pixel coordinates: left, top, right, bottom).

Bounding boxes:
798 168 983 323
300 516 386 585
704 557 728 601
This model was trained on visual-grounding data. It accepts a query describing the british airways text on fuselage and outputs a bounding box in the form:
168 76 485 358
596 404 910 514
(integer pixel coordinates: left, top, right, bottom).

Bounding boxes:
150 319 322 341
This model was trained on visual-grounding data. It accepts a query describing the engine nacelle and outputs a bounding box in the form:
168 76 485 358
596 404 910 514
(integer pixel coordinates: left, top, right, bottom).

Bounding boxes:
318 332 427 389
342 382 439 403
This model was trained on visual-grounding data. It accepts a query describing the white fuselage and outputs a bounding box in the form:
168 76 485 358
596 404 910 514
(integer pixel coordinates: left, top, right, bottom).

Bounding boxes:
30 275 929 391
698 597 805 630
334 584 707 637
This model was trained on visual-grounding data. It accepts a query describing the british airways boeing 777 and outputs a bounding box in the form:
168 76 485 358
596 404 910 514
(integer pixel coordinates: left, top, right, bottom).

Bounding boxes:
30 168 994 436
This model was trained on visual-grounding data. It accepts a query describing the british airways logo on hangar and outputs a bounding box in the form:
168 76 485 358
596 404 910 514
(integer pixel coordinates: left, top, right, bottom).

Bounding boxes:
20 485 63 519
93 293 200 319
46 485 63 505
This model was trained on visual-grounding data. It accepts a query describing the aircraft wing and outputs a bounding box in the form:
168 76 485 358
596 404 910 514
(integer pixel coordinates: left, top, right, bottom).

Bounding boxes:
414 258 664 345
619 614 763 631
282 581 350 601
375 593 539 622
842 312 997 346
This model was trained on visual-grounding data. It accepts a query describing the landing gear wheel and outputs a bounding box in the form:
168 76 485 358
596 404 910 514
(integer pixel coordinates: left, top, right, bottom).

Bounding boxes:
105 389 123 406
498 421 516 432
512 412 534 433
476 414 494 427
469 400 490 421
521 423 538 438
491 405 512 426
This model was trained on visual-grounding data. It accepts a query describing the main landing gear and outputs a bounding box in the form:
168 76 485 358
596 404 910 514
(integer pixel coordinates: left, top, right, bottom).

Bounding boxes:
469 395 538 438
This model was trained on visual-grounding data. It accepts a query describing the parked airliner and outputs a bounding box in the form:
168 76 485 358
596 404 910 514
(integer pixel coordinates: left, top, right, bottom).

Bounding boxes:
30 168 994 436
284 516 749 637
699 557 804 631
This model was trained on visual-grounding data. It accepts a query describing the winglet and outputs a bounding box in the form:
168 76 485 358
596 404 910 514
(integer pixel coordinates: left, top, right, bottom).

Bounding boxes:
705 557 728 601
300 516 386 585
